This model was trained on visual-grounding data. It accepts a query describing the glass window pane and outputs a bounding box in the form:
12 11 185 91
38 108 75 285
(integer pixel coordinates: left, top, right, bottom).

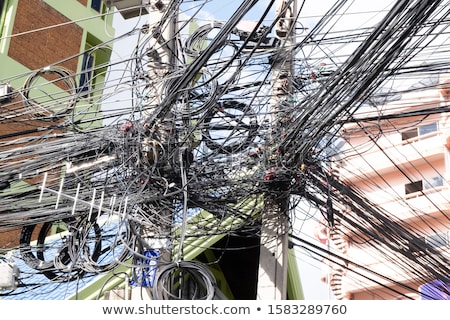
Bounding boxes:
91 0 102 12
427 233 448 248
402 128 418 140
405 180 423 194
419 122 437 135
78 52 95 97
424 176 443 189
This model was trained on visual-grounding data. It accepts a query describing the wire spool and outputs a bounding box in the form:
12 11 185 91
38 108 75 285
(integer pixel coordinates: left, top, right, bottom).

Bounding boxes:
67 218 103 273
19 218 84 282
184 22 226 59
151 260 217 300
22 66 77 119
69 216 134 274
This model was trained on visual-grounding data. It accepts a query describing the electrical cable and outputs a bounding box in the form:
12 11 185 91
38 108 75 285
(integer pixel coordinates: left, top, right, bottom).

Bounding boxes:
2 0 450 300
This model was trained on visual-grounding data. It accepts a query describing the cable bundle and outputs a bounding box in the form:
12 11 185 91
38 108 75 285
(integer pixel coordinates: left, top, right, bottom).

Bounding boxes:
1 0 450 300
151 260 217 300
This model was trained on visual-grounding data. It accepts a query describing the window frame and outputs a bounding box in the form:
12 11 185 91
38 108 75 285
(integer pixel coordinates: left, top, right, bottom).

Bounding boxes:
0 0 6 38
401 122 438 141
409 231 450 255
78 51 96 98
405 180 423 195
405 176 444 196
91 0 106 17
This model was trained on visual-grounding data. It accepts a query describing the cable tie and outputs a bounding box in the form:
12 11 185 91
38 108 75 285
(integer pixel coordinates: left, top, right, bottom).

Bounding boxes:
72 183 80 215
88 188 97 221
38 172 48 203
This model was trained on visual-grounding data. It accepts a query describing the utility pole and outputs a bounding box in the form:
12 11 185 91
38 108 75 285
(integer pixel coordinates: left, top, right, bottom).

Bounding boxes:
135 0 179 300
105 0 179 300
257 0 296 300
106 0 297 300
140 0 178 250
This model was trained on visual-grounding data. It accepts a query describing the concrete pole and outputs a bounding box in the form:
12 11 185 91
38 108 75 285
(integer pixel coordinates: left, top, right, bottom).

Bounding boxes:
257 0 296 300
132 0 178 300
139 0 178 253
144 0 177 110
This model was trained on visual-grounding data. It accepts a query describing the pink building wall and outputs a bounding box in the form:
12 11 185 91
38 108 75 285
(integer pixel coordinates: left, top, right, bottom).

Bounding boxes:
315 78 450 300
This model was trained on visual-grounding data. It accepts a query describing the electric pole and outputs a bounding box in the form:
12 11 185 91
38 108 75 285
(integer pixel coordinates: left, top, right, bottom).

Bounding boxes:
132 0 179 299
257 0 296 300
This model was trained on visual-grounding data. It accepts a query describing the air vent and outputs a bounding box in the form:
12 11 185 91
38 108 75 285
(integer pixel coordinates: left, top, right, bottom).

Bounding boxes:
0 83 13 104
105 0 149 19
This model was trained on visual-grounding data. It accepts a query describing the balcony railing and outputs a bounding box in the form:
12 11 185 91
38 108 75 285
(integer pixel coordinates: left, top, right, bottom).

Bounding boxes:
342 132 444 180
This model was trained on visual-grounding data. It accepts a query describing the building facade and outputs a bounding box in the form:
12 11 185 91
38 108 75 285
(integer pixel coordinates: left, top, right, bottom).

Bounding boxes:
0 0 114 248
316 76 450 300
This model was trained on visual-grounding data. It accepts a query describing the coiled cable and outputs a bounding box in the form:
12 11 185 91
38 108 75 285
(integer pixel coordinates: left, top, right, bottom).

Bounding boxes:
21 65 78 118
151 260 217 300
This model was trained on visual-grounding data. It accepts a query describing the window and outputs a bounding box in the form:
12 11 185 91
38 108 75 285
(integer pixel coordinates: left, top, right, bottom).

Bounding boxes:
78 33 112 100
405 176 444 195
0 0 6 36
91 0 107 20
401 128 417 140
78 51 95 98
427 232 448 249
401 122 438 141
91 0 103 12
405 180 423 195
419 122 438 135
424 176 444 189
409 231 450 254
74 33 112 129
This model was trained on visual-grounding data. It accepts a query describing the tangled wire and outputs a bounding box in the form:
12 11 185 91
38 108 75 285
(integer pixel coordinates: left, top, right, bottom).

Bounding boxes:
1 0 450 300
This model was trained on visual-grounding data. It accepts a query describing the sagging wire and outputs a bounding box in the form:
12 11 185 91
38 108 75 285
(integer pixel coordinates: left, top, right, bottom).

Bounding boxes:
1 0 450 300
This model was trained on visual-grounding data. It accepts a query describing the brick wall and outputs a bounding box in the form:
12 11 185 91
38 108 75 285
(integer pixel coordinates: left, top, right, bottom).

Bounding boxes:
0 227 22 249
1 0 83 249
8 0 83 73
0 94 64 248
